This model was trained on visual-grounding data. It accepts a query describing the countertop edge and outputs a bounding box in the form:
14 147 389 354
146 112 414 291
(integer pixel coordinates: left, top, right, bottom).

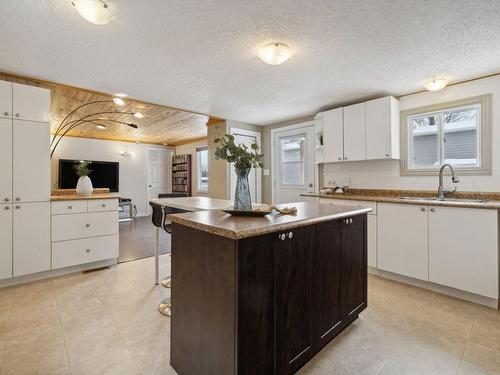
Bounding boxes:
50 195 120 201
169 207 372 240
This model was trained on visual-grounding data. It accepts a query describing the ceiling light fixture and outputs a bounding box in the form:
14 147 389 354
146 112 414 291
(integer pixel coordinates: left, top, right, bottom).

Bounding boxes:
72 0 112 25
115 93 127 98
96 124 107 130
133 112 144 119
258 43 292 65
112 97 125 106
423 77 449 92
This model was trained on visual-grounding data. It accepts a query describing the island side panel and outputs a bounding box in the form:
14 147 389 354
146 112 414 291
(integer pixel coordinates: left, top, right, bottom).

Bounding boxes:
170 223 237 375
236 232 276 375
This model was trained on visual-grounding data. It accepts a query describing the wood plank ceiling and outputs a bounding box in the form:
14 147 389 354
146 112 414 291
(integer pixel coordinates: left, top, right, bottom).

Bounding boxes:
0 71 216 146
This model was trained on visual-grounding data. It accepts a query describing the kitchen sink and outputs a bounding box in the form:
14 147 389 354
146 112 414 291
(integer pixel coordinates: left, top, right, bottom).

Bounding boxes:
399 196 488 204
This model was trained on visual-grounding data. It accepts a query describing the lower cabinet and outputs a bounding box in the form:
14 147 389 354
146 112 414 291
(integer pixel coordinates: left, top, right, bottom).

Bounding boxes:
13 202 51 276
0 204 13 280
429 206 498 299
378 203 429 281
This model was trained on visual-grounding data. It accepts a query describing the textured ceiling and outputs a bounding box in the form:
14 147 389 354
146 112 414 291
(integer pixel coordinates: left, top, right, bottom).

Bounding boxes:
0 0 499 125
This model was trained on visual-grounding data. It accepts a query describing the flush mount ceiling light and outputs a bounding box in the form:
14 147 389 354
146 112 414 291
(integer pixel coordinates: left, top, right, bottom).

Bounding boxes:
133 112 144 119
112 97 125 106
423 77 449 92
72 0 112 25
96 124 107 130
257 43 292 65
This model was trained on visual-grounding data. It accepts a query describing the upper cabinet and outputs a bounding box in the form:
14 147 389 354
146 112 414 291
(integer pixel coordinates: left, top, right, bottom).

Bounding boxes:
365 96 399 160
12 83 51 123
317 96 399 163
343 102 366 161
0 80 13 119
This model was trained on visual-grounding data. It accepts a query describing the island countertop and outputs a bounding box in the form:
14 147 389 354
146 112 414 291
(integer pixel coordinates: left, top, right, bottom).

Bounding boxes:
168 201 371 239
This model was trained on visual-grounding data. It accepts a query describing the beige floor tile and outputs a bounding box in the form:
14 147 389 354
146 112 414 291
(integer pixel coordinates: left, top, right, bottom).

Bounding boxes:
7 298 60 329
458 361 493 375
70 347 143 375
462 342 500 375
57 295 105 323
0 288 13 313
469 311 500 353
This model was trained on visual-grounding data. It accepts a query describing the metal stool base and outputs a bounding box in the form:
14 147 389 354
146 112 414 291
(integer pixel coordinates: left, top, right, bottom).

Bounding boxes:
159 299 171 317
161 277 171 288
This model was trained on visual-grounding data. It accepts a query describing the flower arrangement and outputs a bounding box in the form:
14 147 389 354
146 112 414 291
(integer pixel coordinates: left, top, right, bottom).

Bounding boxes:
214 134 263 169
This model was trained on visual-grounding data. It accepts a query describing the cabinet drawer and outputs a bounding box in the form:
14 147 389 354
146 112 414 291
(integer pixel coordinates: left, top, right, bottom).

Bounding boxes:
51 200 87 215
319 198 377 215
52 234 119 269
88 199 118 212
52 211 118 241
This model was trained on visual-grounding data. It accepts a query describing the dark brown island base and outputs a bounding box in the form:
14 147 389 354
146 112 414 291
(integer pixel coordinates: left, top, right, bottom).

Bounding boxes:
168 202 371 375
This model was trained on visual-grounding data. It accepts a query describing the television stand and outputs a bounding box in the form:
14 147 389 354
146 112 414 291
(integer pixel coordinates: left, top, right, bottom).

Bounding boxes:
119 200 136 222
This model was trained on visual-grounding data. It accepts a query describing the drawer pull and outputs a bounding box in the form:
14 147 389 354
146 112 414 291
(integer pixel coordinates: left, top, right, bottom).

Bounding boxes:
102 204 106 208
15 113 20 118
3 198 9 202
278 233 286 241
3 112 8 116
15 197 20 201
15 205 20 209
85 224 90 227
85 249 91 253
420 207 426 212
287 232 293 239
4 206 10 210
68 205 72 209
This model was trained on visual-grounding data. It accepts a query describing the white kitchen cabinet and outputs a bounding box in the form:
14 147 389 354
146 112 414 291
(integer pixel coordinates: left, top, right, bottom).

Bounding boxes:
0 118 12 203
429 207 498 299
13 202 51 277
322 108 344 162
365 96 399 160
0 80 12 119
52 211 119 242
0 204 13 280
367 215 377 268
343 102 366 161
13 120 50 202
378 203 429 281
12 83 51 123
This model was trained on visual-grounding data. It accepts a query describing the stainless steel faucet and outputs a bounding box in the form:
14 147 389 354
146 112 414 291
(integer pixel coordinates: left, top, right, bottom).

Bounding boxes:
437 164 460 200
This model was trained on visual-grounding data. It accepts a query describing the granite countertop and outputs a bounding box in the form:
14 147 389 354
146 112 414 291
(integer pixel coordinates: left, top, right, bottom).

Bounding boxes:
50 188 120 201
301 188 500 209
168 202 371 240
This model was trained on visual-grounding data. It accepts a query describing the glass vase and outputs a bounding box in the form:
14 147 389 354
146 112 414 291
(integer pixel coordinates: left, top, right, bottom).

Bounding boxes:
234 167 252 211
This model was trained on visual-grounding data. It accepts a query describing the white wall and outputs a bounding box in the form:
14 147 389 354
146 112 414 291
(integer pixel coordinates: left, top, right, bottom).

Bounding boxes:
51 137 173 216
175 139 208 196
323 75 500 192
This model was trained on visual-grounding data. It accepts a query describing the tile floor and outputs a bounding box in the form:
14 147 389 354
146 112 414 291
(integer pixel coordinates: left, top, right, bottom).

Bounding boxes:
0 255 499 375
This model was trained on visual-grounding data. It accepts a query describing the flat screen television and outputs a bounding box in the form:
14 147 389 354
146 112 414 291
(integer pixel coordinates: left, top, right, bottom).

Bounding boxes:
58 159 119 192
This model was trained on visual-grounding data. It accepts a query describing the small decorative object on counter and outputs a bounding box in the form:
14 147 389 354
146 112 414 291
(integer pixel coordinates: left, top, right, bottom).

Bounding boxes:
328 178 352 194
214 132 263 211
270 204 297 215
74 161 93 196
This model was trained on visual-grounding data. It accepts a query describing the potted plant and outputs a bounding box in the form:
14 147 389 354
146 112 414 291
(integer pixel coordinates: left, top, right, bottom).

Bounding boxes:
214 134 263 211
74 161 93 196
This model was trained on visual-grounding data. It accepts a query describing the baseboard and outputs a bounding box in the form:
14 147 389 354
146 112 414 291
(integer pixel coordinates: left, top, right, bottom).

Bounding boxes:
368 266 380 276
0 258 118 288
378 269 499 309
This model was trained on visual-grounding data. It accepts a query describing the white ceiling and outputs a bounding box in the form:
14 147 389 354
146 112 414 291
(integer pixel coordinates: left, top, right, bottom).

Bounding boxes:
1 0 500 125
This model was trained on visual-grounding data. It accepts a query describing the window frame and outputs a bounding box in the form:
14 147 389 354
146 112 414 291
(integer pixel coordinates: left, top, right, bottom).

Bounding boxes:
400 94 492 176
196 147 208 192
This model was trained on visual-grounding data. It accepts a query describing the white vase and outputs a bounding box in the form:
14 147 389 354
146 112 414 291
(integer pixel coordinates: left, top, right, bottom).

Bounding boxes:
76 176 93 196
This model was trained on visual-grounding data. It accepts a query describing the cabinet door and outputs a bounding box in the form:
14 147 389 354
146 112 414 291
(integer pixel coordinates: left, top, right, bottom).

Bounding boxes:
367 215 377 268
378 203 429 281
323 108 344 162
0 118 12 203
0 204 13 280
13 202 50 276
0 80 12 119
276 225 315 374
12 83 51 123
313 220 342 347
429 207 498 298
341 215 367 318
13 120 50 202
343 102 366 161
365 96 399 160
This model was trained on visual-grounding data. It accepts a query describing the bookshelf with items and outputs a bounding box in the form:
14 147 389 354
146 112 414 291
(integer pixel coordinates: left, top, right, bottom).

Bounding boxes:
172 154 192 196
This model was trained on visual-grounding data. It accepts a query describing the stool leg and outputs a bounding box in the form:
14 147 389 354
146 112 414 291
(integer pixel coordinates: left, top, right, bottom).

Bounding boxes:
158 298 171 317
154 226 159 285
161 277 171 288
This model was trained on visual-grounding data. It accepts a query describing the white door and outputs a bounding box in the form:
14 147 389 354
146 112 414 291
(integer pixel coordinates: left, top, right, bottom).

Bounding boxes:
12 83 51 123
13 202 50 277
147 149 172 210
323 108 344 162
13 120 50 203
343 102 366 161
378 203 429 281
429 207 498 298
273 125 315 204
0 204 12 280
0 118 12 203
0 80 12 119
230 129 261 203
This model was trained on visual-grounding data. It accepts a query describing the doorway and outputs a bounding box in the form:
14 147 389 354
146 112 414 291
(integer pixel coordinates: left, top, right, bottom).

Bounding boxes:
147 148 172 214
230 128 262 203
272 123 315 204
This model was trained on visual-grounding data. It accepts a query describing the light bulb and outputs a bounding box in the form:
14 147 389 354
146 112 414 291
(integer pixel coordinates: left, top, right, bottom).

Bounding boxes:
258 43 292 65
113 97 125 106
72 0 112 25
423 78 449 92
96 124 106 130
134 112 144 119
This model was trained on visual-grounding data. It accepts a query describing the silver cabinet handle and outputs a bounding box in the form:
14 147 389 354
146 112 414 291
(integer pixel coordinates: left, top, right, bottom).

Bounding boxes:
3 112 8 116
15 113 20 118
430 208 436 212
420 207 426 212
15 197 20 201
85 249 91 253
68 205 72 209
102 204 106 208
338 157 341 161
15 205 20 209
3 198 9 202
278 233 286 241
344 157 348 160
85 224 90 227
385 153 390 157
4 206 10 210
287 232 293 239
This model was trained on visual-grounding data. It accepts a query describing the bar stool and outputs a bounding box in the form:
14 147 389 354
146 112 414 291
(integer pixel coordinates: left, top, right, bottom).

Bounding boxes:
150 201 172 317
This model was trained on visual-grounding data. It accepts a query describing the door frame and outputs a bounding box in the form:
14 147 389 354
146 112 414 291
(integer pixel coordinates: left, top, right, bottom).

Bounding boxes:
270 121 316 203
229 127 262 203
146 147 173 214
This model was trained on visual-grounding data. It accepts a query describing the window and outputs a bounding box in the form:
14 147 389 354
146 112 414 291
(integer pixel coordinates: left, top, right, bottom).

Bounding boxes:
280 134 305 186
196 148 208 192
401 95 492 175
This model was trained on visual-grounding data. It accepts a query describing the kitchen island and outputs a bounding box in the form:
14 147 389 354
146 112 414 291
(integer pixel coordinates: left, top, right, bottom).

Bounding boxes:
168 202 371 375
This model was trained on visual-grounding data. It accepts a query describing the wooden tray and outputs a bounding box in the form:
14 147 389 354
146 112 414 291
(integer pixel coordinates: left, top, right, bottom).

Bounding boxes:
222 209 272 217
